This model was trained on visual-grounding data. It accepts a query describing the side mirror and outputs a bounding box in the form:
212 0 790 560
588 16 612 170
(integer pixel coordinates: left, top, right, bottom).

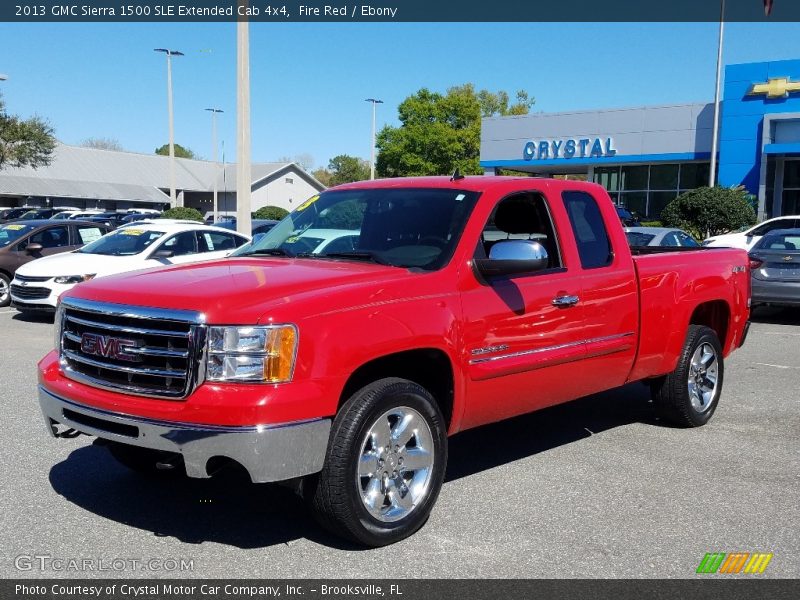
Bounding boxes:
152 249 174 259
474 240 549 278
26 243 43 253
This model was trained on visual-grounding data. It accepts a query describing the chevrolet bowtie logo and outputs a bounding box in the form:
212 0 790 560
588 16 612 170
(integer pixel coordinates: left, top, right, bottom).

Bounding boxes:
748 77 800 99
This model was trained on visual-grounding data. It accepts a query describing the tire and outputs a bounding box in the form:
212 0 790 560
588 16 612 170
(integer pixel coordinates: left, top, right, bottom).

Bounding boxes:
0 272 10 308
307 377 448 547
106 441 181 476
651 325 724 427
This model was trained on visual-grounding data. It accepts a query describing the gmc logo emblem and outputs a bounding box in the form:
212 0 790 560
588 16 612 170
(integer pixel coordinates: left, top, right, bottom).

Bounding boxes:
80 333 142 362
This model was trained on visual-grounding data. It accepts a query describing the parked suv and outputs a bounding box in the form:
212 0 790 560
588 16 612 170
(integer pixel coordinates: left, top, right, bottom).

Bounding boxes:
0 220 111 307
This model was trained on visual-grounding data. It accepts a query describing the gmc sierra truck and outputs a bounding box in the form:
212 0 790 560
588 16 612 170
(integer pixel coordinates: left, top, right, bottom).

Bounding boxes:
37 177 750 546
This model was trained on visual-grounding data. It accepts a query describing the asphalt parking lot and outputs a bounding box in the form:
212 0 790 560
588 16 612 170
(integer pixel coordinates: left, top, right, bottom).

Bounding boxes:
1 306 798 579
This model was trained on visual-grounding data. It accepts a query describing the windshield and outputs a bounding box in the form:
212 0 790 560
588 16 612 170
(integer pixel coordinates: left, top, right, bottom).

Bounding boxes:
625 232 656 246
76 228 165 256
0 223 35 248
756 232 800 250
232 188 480 270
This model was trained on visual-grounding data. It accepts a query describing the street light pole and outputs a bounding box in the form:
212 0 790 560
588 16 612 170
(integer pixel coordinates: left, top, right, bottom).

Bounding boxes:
236 9 252 237
365 98 383 180
205 108 224 223
154 48 184 207
709 0 725 188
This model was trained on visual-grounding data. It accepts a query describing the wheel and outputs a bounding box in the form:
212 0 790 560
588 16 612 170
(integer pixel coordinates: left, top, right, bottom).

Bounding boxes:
651 325 724 427
0 273 10 308
105 441 181 476
307 377 447 547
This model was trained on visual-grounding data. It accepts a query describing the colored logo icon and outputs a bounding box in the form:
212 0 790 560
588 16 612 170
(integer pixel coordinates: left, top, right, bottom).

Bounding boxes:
697 552 773 574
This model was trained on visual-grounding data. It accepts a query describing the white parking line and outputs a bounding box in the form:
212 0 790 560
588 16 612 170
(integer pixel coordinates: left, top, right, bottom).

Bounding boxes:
755 362 800 370
763 331 800 336
0 309 17 315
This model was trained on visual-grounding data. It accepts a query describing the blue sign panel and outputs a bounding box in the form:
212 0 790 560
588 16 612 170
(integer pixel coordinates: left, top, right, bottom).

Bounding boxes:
523 137 617 161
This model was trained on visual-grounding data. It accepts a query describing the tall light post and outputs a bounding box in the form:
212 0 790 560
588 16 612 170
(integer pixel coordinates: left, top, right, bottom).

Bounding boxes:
236 8 252 237
709 0 725 188
205 108 224 223
154 48 184 207
365 98 383 180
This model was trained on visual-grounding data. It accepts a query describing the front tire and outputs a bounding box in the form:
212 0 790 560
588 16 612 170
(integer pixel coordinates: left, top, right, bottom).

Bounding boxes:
651 325 724 427
307 377 448 547
0 273 10 308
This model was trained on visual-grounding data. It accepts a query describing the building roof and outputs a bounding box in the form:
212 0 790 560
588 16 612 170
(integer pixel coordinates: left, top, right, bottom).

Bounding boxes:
0 143 322 203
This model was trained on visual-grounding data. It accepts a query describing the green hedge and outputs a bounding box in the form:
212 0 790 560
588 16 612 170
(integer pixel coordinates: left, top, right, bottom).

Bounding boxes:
160 207 204 222
253 205 289 220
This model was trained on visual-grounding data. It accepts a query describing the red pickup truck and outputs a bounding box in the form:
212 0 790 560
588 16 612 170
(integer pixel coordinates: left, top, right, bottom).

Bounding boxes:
38 177 750 546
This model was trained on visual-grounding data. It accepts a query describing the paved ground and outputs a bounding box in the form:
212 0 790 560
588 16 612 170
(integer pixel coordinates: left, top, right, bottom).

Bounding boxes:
1 306 798 579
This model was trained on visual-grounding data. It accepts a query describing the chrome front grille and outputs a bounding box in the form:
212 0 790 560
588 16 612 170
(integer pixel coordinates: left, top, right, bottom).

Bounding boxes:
58 297 206 399
14 274 52 283
10 284 50 300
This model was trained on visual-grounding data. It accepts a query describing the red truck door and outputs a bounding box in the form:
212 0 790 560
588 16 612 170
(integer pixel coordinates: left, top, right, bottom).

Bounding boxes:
560 190 639 397
459 190 589 429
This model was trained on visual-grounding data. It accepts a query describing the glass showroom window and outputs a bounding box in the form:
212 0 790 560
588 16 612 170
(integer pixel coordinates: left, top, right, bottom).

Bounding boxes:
594 162 711 219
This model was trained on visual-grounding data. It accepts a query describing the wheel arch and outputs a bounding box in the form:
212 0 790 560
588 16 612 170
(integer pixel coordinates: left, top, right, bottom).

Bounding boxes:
338 348 456 433
689 300 731 354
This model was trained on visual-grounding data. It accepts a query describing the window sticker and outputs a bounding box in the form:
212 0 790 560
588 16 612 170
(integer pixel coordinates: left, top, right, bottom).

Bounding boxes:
4 224 24 230
296 195 320 212
78 228 102 244
120 229 144 236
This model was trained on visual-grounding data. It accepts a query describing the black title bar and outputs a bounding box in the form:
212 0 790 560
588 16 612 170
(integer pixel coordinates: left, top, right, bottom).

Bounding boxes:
3 0 800 22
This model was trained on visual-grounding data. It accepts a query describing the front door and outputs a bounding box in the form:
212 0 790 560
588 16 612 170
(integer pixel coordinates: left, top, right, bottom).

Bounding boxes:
459 191 588 430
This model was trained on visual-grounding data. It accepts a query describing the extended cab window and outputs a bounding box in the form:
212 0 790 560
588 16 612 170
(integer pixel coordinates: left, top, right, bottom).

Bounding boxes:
478 192 562 269
563 191 613 269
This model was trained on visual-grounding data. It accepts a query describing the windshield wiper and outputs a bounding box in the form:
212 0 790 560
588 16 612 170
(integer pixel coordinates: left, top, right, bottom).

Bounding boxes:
242 248 294 257
321 251 391 265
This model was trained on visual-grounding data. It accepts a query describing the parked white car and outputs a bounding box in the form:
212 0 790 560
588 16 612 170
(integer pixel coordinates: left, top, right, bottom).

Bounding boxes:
703 215 800 250
10 223 249 312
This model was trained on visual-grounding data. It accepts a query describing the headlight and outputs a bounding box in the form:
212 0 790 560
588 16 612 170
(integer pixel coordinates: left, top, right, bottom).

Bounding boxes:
206 325 297 383
53 274 95 284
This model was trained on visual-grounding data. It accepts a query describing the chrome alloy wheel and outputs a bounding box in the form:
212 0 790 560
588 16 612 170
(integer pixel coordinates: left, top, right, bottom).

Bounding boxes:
0 278 8 305
356 406 435 523
688 342 719 413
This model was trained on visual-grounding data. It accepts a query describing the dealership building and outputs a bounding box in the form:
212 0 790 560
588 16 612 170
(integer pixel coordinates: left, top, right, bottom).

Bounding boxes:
481 59 800 220
0 143 325 217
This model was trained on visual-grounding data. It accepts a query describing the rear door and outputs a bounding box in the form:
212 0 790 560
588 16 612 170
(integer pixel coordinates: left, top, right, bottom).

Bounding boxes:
561 190 639 396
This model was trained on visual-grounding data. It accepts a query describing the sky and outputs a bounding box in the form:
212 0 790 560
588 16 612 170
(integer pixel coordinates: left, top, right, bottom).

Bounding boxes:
1 21 799 171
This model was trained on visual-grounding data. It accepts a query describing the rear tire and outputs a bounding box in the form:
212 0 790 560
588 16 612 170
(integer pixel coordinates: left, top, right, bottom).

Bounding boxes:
651 325 724 427
307 377 447 547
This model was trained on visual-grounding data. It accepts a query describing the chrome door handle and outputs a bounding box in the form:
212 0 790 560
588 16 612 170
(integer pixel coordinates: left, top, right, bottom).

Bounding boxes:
552 295 580 307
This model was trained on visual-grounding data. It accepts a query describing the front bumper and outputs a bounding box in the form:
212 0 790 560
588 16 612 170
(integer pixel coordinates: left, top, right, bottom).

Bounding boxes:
10 278 70 311
39 386 331 483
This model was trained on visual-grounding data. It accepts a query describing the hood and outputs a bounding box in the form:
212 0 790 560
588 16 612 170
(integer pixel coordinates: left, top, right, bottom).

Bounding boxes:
15 251 146 278
66 257 414 324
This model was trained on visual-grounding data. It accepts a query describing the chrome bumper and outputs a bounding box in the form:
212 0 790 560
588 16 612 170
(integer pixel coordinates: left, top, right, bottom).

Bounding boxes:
39 386 331 483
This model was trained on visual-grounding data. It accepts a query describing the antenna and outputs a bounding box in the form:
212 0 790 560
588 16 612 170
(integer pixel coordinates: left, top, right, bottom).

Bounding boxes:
450 168 465 182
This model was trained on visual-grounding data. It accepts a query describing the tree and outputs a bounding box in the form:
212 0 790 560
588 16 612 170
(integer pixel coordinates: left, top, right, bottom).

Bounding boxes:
327 154 370 186
155 143 196 159
276 153 315 171
0 93 56 171
81 137 124 151
660 186 757 240
160 206 203 221
376 84 534 177
254 205 289 220
312 167 333 187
